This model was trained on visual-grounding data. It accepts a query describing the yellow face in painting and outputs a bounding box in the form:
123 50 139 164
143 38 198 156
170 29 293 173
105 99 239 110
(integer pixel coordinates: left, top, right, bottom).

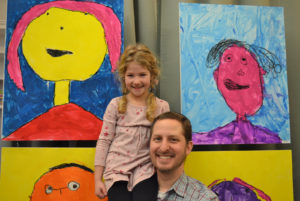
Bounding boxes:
30 164 106 201
22 7 107 81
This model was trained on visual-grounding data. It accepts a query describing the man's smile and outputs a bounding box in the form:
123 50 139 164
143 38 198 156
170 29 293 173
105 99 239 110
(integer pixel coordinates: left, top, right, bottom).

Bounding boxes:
156 151 175 160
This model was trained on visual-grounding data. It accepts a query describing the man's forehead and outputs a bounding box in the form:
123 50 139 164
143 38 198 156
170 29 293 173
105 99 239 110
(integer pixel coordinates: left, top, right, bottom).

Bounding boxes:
152 119 183 134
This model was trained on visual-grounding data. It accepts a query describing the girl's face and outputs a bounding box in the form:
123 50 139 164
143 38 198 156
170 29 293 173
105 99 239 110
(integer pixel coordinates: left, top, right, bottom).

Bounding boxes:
124 61 151 100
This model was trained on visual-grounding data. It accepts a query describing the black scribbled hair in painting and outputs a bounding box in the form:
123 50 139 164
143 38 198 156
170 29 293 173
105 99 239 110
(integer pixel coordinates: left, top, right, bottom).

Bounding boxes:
206 39 282 76
49 163 93 173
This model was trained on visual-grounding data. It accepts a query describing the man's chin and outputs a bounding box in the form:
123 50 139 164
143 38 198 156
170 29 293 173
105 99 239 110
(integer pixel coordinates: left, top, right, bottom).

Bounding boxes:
156 167 172 173
154 163 171 172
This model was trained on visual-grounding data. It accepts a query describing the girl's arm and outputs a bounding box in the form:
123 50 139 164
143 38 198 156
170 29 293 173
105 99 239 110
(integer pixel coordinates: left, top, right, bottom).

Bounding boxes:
94 165 107 199
95 98 119 166
94 98 119 197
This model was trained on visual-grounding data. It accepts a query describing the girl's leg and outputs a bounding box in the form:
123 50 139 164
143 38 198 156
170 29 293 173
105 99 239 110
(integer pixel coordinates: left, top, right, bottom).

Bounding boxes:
108 181 131 201
132 174 158 201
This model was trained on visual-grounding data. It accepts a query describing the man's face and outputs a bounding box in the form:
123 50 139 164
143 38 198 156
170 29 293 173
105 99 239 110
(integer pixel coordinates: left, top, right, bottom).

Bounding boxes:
214 46 266 118
150 119 193 174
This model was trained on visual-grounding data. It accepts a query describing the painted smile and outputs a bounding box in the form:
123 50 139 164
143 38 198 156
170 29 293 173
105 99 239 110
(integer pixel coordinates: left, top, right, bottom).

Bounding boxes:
46 48 73 57
224 79 249 90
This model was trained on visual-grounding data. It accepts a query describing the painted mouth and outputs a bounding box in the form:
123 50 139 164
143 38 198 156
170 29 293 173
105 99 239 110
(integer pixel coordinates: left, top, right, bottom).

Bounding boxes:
224 79 249 90
46 48 73 57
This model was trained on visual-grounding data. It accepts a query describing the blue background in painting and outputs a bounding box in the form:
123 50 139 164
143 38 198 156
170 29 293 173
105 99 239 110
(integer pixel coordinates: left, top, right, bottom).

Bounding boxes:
179 3 290 142
2 0 123 138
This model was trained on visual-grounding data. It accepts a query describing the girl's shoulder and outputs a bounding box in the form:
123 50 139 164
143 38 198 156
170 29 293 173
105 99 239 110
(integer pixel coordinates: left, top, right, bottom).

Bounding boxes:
155 97 169 107
107 96 123 108
109 96 123 103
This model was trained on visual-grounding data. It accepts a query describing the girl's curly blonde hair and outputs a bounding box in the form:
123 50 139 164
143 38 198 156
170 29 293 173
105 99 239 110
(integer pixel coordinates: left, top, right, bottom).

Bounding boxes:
117 44 160 122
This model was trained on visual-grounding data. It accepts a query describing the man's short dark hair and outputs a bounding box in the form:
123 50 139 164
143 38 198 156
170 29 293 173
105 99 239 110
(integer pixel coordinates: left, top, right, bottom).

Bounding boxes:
150 112 192 143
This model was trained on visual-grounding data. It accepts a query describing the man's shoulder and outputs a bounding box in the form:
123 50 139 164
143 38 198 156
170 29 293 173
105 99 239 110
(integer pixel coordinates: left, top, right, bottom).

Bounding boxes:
186 175 209 191
185 175 219 200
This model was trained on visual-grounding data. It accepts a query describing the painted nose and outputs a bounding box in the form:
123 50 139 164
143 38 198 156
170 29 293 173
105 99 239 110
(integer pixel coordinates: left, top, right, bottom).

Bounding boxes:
237 69 245 76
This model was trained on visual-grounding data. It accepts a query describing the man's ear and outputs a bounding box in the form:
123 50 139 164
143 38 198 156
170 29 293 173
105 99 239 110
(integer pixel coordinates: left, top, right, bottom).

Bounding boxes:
186 141 193 155
213 68 219 82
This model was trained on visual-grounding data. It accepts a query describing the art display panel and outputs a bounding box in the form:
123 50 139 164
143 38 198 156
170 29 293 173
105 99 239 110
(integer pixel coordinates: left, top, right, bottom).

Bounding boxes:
180 3 290 144
0 147 106 201
185 150 293 201
2 0 123 141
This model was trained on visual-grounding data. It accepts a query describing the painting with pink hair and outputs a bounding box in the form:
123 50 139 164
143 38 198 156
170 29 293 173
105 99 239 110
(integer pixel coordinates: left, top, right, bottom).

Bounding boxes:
2 0 124 141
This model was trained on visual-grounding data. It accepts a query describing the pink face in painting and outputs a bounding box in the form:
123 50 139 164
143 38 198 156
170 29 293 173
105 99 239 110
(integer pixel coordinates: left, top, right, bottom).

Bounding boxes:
214 45 266 119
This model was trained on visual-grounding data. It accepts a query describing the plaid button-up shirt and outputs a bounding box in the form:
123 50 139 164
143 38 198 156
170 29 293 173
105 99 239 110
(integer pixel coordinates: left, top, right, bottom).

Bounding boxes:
157 173 219 201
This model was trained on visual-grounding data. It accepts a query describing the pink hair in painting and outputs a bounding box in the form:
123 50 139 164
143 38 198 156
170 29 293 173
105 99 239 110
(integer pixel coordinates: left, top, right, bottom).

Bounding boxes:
7 0 122 91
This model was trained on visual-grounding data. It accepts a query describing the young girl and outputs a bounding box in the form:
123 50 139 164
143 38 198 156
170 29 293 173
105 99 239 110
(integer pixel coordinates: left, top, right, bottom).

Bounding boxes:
94 44 170 201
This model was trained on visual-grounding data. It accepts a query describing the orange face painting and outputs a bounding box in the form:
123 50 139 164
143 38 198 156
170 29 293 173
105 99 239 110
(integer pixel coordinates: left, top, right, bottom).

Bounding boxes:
30 163 107 201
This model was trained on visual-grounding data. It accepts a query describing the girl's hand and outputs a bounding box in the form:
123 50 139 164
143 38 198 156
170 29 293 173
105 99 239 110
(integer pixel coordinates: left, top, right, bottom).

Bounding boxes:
95 180 107 199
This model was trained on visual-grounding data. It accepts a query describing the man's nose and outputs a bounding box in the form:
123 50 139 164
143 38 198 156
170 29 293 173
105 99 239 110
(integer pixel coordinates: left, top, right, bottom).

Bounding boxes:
159 139 170 152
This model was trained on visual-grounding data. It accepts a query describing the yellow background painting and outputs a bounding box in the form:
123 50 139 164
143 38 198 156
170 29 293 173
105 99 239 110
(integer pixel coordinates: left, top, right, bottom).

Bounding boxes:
0 147 96 201
185 150 294 201
0 148 294 201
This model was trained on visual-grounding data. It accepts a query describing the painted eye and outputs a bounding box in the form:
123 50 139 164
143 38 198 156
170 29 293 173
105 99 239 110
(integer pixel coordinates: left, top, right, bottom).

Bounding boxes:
241 57 247 65
45 185 53 194
68 181 80 191
224 54 232 62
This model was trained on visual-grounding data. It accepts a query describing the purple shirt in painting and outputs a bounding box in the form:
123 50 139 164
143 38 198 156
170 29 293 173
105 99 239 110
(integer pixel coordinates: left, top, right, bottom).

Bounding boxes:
211 181 271 201
210 178 271 201
192 119 282 144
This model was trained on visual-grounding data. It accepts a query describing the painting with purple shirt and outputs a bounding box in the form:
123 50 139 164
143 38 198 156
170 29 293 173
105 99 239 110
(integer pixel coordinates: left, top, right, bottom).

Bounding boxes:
180 3 290 144
184 150 294 201
209 178 271 201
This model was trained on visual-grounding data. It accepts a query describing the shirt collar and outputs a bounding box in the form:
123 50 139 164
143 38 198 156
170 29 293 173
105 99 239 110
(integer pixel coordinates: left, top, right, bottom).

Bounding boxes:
169 172 188 198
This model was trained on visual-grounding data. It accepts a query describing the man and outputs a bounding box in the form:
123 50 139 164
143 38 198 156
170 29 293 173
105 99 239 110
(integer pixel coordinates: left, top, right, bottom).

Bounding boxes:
150 112 219 201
